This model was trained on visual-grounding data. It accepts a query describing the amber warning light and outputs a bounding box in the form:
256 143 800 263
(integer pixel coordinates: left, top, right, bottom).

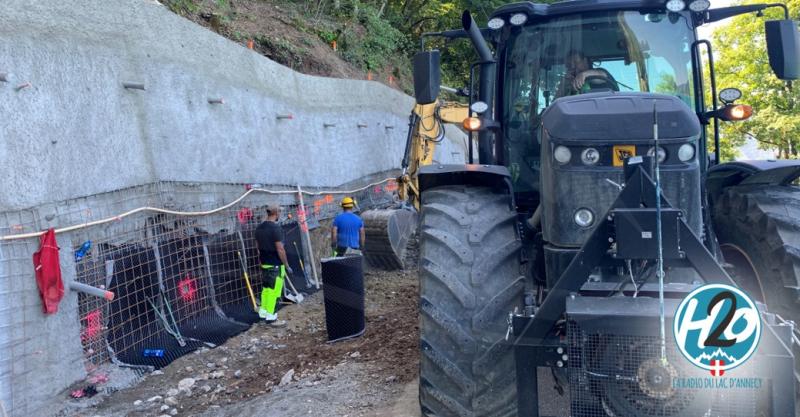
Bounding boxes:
725 104 753 121
463 117 482 131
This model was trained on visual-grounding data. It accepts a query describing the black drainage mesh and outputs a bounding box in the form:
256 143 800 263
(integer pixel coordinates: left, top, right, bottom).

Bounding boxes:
102 222 315 368
282 222 318 294
321 255 365 343
206 230 262 324
159 236 249 346
105 244 203 369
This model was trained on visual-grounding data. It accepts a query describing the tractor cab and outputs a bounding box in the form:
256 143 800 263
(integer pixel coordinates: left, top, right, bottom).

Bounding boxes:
500 9 696 204
409 1 800 416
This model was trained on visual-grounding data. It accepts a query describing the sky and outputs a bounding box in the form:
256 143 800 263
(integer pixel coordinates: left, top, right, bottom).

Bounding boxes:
697 0 736 40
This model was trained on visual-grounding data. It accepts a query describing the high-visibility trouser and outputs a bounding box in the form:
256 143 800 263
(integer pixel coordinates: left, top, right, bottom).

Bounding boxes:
259 264 285 315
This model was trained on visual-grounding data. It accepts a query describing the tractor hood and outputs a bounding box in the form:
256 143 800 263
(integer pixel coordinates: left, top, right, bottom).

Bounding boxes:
542 92 701 141
538 91 702 248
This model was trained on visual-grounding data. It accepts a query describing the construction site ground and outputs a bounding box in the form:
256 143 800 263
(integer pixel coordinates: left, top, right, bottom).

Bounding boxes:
63 240 421 417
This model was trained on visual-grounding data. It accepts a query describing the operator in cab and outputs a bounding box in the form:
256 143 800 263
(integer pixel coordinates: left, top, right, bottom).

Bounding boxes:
558 50 618 96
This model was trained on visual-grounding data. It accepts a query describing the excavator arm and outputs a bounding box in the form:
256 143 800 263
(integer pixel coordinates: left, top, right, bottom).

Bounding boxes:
399 101 468 208
362 100 468 269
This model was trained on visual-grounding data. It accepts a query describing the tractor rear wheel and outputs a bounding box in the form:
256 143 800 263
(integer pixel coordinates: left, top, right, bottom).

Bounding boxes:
712 184 800 334
418 185 524 417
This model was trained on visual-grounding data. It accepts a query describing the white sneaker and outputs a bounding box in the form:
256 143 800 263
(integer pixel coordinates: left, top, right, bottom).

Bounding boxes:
263 312 278 321
258 308 269 319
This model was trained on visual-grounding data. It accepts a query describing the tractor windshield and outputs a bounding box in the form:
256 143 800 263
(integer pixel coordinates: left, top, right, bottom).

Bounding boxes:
501 11 696 194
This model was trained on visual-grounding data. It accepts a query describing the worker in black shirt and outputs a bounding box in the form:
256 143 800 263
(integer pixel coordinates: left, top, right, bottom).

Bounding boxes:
254 205 293 325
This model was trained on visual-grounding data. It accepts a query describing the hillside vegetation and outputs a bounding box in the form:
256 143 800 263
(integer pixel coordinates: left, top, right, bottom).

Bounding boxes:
163 0 513 92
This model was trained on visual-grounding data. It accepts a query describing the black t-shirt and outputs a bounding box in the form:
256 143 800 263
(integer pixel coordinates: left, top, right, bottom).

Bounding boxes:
255 221 284 265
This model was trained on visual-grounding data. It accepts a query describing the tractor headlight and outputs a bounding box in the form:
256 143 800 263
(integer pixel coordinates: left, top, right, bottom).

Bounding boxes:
665 0 686 11
574 208 595 228
688 0 711 12
581 148 600 165
678 144 695 162
647 146 667 163
509 13 528 26
487 17 505 30
554 146 572 165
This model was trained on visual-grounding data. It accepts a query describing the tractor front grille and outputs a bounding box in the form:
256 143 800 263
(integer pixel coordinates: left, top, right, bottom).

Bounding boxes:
567 316 762 417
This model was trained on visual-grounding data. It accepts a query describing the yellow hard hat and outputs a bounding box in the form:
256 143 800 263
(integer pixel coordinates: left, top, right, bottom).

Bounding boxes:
341 197 355 208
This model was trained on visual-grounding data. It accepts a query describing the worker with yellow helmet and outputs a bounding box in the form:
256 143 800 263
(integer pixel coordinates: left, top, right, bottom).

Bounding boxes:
331 197 365 256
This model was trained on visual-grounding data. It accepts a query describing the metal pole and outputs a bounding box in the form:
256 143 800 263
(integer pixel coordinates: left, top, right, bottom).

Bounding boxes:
653 102 667 364
297 185 320 289
68 281 114 301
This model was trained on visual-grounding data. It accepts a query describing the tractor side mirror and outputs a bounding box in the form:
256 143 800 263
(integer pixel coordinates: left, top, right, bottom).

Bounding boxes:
413 50 441 104
765 20 800 80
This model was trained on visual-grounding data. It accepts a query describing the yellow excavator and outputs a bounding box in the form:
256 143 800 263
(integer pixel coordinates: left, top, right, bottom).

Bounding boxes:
361 98 468 269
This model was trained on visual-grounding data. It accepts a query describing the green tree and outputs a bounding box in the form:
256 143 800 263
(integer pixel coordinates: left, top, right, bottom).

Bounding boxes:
712 0 800 159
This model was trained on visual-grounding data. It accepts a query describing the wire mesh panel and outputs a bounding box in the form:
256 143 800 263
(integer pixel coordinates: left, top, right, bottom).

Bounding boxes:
206 230 262 324
282 221 315 293
159 232 248 346
0 209 43 417
0 177 398 413
76 251 112 367
104 243 203 369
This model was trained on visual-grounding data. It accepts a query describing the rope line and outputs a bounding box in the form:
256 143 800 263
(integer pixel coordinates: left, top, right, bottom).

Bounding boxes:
0 178 394 241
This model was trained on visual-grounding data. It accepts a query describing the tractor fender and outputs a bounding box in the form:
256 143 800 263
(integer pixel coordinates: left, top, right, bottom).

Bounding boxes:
418 164 513 195
707 159 800 207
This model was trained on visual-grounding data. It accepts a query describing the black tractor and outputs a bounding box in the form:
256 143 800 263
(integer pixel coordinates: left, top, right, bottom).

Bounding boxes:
411 1 800 416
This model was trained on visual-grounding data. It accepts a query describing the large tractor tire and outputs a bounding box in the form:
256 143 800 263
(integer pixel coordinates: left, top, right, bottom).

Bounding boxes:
418 185 525 417
712 184 800 327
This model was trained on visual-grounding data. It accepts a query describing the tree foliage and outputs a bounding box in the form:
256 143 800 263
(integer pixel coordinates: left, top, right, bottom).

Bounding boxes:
298 0 543 86
712 0 800 159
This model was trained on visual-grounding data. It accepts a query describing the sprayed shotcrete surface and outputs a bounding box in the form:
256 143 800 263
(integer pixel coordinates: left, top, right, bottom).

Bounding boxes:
0 0 466 211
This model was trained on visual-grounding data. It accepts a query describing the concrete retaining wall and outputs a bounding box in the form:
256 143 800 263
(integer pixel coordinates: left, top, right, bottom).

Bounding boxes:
0 1 466 415
0 0 466 211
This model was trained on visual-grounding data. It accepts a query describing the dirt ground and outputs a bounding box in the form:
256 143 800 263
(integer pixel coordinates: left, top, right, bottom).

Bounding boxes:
62 242 422 417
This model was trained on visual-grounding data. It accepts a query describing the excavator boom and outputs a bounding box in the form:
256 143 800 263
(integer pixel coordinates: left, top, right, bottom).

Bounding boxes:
362 101 467 269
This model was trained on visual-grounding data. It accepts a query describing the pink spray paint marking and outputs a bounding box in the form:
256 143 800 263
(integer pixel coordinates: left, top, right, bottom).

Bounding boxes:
177 274 198 303
81 309 104 342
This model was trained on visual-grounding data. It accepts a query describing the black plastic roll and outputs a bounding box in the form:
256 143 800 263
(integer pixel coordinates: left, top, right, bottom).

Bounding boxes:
321 255 365 342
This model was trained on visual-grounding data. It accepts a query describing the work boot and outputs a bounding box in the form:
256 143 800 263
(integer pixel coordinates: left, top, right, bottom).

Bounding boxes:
263 312 287 327
258 308 269 319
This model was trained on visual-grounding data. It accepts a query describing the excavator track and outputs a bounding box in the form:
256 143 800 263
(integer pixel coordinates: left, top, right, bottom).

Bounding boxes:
362 209 417 270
